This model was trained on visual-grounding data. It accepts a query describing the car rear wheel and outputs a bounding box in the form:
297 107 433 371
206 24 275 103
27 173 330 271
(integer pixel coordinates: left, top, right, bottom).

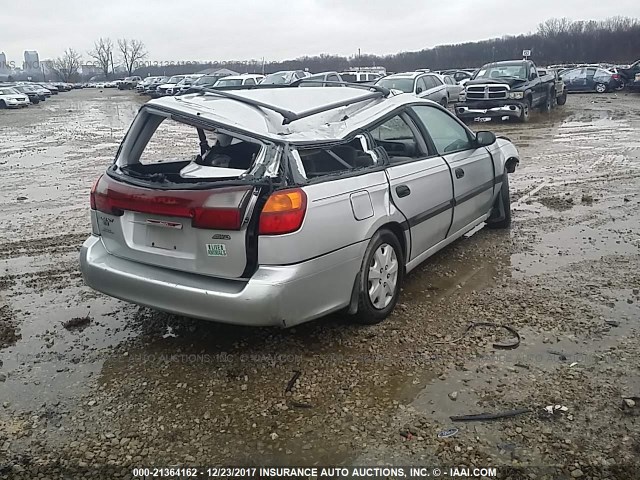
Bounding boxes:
352 229 404 325
440 97 448 108
0 100 6 109
486 170 511 229
595 83 607 93
517 99 530 123
556 92 567 105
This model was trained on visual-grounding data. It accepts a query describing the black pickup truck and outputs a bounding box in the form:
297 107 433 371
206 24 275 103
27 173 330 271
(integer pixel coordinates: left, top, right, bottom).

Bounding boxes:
618 60 640 91
455 60 556 123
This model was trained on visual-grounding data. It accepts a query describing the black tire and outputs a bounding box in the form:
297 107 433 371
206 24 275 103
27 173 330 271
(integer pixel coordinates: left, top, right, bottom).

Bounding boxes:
487 171 511 229
541 92 552 112
440 97 448 109
615 81 625 91
556 92 567 106
595 83 607 93
351 229 404 325
517 99 530 123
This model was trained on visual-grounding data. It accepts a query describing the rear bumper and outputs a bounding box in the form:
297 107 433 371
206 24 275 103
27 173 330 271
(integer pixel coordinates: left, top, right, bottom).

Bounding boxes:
80 235 365 327
456 102 522 119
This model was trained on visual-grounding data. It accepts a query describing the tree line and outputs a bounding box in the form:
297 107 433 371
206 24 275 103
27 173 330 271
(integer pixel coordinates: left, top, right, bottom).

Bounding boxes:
133 16 640 78
33 16 640 82
42 38 147 82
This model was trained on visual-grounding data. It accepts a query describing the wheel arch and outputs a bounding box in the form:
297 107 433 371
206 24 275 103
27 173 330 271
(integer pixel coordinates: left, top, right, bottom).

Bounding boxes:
347 221 407 315
505 157 519 173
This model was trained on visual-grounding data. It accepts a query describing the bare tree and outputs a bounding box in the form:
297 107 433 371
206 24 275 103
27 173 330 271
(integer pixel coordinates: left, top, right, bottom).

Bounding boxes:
88 38 114 79
52 48 82 82
118 39 147 76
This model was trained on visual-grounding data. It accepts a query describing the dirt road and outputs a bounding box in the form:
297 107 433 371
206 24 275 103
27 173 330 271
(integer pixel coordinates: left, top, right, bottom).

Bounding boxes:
1 89 639 479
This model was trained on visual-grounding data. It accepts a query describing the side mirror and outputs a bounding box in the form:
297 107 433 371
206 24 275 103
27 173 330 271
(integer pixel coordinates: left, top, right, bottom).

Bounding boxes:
416 87 423 94
558 76 563 81
476 131 496 147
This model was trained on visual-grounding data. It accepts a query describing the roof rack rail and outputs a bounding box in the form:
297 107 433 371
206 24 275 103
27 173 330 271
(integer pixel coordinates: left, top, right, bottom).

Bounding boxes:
289 79 391 96
183 85 387 125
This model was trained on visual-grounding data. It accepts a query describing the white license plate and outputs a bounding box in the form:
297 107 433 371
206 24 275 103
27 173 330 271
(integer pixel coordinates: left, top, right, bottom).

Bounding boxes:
206 243 227 257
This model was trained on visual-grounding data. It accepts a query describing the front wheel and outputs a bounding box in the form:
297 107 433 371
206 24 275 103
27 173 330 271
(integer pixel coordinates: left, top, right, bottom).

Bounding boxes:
486 171 511 229
0 100 6 109
351 229 404 325
595 83 607 93
517 99 530 123
615 81 625 91
556 92 567 105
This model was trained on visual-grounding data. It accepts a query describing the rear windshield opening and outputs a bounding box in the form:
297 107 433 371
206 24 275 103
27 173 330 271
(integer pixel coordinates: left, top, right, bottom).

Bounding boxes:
118 112 266 182
295 137 377 178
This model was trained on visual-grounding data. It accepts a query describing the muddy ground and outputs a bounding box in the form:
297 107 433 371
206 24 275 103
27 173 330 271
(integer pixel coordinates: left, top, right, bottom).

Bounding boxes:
1 89 639 479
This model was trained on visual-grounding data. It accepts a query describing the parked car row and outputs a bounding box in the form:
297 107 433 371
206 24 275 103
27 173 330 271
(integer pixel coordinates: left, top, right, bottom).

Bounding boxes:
0 80 77 108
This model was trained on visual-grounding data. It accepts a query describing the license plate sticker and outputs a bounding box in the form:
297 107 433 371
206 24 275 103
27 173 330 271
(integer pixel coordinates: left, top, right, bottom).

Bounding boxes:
206 243 227 257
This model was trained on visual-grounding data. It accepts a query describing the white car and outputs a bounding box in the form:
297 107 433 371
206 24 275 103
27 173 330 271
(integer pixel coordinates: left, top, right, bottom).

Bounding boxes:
155 75 188 96
376 72 450 107
0 86 30 109
212 74 265 88
260 70 311 85
339 71 383 83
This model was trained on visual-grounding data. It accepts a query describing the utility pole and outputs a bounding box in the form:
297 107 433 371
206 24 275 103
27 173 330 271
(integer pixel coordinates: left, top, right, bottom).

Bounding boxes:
110 51 115 79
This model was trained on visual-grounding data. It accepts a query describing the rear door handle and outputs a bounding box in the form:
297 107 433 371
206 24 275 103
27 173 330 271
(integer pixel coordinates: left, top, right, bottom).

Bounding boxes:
396 185 411 197
455 168 465 179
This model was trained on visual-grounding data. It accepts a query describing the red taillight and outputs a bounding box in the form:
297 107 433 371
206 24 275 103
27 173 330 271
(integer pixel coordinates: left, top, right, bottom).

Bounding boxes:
259 188 307 235
90 175 250 230
89 174 103 210
612 74 620 79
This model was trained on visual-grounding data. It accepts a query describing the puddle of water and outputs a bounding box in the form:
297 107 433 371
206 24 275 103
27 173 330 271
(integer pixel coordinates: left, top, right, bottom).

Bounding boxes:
512 221 639 277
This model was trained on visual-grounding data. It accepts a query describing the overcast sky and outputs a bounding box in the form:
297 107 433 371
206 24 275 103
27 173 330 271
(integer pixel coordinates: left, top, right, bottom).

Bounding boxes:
2 0 640 63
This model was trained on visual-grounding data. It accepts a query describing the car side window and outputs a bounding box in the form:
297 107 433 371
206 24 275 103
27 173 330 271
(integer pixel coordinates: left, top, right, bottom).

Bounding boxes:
429 75 443 86
244 78 256 85
369 115 423 162
411 106 473 155
421 76 435 90
416 77 427 93
444 76 454 85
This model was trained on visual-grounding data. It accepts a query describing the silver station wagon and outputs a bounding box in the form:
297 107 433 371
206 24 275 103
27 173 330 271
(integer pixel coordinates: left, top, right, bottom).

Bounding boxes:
80 84 520 327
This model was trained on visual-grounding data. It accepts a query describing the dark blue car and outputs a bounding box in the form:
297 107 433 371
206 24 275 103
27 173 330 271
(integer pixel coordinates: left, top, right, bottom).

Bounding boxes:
561 67 619 93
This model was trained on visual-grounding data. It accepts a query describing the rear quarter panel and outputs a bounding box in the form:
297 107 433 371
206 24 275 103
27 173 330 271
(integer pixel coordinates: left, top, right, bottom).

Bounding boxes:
258 171 405 266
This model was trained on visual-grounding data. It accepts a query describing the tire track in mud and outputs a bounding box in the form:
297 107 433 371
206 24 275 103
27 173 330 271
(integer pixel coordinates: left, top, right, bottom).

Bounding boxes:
0 233 88 260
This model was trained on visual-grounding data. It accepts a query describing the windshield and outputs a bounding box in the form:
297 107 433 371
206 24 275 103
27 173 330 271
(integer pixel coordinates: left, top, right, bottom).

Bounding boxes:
299 75 325 87
0 87 20 95
375 77 414 93
194 76 219 86
261 72 292 85
214 78 243 87
474 64 527 80
167 76 184 83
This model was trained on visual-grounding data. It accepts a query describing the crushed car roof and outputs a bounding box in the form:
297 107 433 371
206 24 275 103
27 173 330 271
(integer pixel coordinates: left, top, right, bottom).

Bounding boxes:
147 86 431 143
